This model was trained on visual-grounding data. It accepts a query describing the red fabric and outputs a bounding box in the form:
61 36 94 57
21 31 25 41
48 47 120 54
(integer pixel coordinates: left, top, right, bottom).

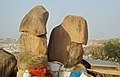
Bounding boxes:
28 66 47 77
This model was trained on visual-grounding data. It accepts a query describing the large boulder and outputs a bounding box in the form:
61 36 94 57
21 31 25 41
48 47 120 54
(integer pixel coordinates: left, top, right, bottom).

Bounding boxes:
0 49 17 77
19 5 49 36
48 15 88 68
19 32 47 56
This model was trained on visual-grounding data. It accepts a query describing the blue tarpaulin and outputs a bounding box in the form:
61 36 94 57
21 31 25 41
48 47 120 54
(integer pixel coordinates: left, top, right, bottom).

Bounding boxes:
69 69 87 77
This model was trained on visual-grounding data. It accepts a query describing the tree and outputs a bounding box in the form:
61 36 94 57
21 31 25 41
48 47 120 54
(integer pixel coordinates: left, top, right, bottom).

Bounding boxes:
103 38 120 62
84 38 120 62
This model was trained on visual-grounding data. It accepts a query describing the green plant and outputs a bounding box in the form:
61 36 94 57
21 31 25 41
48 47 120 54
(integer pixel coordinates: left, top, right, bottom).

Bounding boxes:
103 38 120 62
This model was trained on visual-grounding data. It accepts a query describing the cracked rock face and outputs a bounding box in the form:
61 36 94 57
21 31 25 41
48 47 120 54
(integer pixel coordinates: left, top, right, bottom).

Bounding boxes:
19 5 49 36
48 15 88 68
19 32 47 55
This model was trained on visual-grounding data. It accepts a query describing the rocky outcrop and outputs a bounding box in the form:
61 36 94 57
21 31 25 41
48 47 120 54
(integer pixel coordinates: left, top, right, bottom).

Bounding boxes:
18 5 49 76
0 49 17 77
19 5 48 56
19 5 49 36
48 15 88 68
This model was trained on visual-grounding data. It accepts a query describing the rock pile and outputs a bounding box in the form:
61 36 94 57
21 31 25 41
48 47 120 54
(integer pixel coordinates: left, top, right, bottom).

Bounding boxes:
19 5 48 56
48 15 88 68
17 5 49 77
17 5 89 77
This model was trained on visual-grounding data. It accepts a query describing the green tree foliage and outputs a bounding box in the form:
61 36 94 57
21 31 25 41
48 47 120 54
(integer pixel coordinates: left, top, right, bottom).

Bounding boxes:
85 38 120 62
103 38 120 62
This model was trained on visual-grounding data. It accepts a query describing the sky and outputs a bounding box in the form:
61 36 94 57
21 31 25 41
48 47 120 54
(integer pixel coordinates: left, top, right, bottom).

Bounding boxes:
0 0 120 39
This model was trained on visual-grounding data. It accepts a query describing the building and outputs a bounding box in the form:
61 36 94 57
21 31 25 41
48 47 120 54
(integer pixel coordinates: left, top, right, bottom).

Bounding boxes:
83 59 120 76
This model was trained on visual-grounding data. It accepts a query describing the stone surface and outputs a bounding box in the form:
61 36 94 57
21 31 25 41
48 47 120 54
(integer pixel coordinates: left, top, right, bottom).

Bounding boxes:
0 49 17 77
61 15 88 45
19 32 47 55
66 43 84 67
48 15 88 68
72 63 86 72
48 26 84 68
19 5 49 36
17 52 48 70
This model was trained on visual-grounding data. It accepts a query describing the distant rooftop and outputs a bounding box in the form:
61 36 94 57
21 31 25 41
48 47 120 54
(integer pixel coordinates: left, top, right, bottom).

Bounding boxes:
84 59 118 67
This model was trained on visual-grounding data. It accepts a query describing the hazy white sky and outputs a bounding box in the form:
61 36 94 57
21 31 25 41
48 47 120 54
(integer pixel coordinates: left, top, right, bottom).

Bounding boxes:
0 0 120 39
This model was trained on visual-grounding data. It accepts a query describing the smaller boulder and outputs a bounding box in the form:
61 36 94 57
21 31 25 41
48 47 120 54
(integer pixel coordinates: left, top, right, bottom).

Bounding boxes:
61 15 88 45
0 49 17 77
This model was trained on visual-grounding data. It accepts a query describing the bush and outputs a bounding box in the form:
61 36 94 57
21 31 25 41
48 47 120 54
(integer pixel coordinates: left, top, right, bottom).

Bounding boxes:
103 38 120 62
